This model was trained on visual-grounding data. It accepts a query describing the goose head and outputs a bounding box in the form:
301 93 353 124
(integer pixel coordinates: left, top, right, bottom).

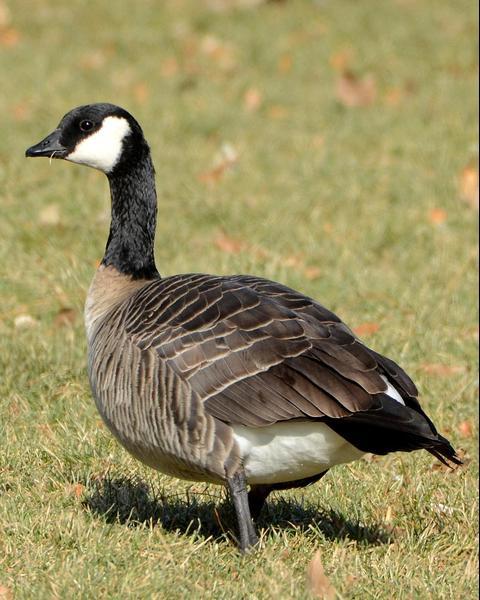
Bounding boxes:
25 103 149 174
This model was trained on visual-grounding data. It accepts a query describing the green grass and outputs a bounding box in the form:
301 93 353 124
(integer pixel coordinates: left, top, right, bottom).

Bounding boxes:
0 0 478 597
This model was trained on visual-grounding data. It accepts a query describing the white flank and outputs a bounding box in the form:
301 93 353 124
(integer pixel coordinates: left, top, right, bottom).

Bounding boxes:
380 374 405 405
66 116 131 173
233 421 364 484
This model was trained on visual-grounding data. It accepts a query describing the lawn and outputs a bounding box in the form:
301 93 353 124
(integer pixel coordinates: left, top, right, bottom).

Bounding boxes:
0 0 478 598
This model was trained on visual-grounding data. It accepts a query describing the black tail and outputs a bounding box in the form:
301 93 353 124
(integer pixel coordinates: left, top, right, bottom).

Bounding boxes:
428 435 463 467
325 394 463 467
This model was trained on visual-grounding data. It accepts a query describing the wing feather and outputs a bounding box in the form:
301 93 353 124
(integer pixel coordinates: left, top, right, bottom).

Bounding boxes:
120 273 443 457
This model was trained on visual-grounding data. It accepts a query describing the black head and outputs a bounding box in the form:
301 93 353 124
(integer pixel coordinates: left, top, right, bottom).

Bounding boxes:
25 103 149 175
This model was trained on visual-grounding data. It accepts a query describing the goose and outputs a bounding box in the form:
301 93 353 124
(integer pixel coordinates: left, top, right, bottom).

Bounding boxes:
26 103 460 552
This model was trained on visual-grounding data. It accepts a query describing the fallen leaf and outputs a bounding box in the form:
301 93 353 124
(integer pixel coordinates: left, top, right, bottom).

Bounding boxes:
336 71 376 107
312 135 325 149
428 207 447 225
268 105 289 119
384 87 404 106
199 166 227 185
37 423 53 438
244 88 263 112
79 49 108 70
353 322 380 336
282 254 304 268
200 34 236 71
304 266 321 280
0 584 13 600
420 363 466 376
14 314 38 329
323 222 333 234
0 26 20 47
11 101 31 122
214 233 245 254
160 57 179 78
459 165 479 210
457 420 473 438
198 143 238 185
53 308 76 328
206 0 264 11
307 550 337 599
67 483 85 499
0 0 11 27
278 54 293 73
329 48 353 72
133 82 149 104
39 204 61 226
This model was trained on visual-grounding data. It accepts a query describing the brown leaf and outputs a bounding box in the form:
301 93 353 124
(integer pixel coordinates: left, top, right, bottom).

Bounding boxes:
198 165 226 185
278 54 293 73
54 308 77 328
244 88 263 112
307 550 336 599
282 254 304 268
198 143 238 186
11 101 31 122
428 207 447 225
336 72 376 107
160 57 179 78
0 26 20 47
0 584 13 600
200 35 237 71
74 483 85 498
457 420 473 438
304 266 321 280
133 82 150 105
353 322 380 336
214 233 245 254
312 135 325 149
268 105 289 119
80 48 107 71
37 423 53 438
419 363 466 376
323 222 333 234
384 87 404 106
206 0 265 11
0 1 12 27
459 165 479 210
329 48 353 72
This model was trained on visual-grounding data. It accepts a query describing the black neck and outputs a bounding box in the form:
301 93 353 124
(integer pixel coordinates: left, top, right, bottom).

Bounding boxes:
102 152 159 280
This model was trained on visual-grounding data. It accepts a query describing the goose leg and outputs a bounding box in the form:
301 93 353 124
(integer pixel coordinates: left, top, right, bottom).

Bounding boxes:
248 471 329 520
248 485 272 520
227 470 259 552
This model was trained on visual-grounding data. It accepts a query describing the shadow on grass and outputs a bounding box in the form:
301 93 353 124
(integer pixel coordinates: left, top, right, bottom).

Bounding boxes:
83 476 393 546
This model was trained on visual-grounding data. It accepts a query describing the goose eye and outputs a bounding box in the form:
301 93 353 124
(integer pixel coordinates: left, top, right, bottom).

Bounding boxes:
79 120 94 132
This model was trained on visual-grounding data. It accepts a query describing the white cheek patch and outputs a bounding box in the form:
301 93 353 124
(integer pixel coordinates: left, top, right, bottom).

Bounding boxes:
66 116 131 173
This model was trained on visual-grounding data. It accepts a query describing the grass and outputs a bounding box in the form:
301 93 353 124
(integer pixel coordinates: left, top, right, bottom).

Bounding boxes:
0 0 478 597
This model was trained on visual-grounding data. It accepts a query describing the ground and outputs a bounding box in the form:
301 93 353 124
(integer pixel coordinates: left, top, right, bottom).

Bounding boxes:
0 0 478 598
